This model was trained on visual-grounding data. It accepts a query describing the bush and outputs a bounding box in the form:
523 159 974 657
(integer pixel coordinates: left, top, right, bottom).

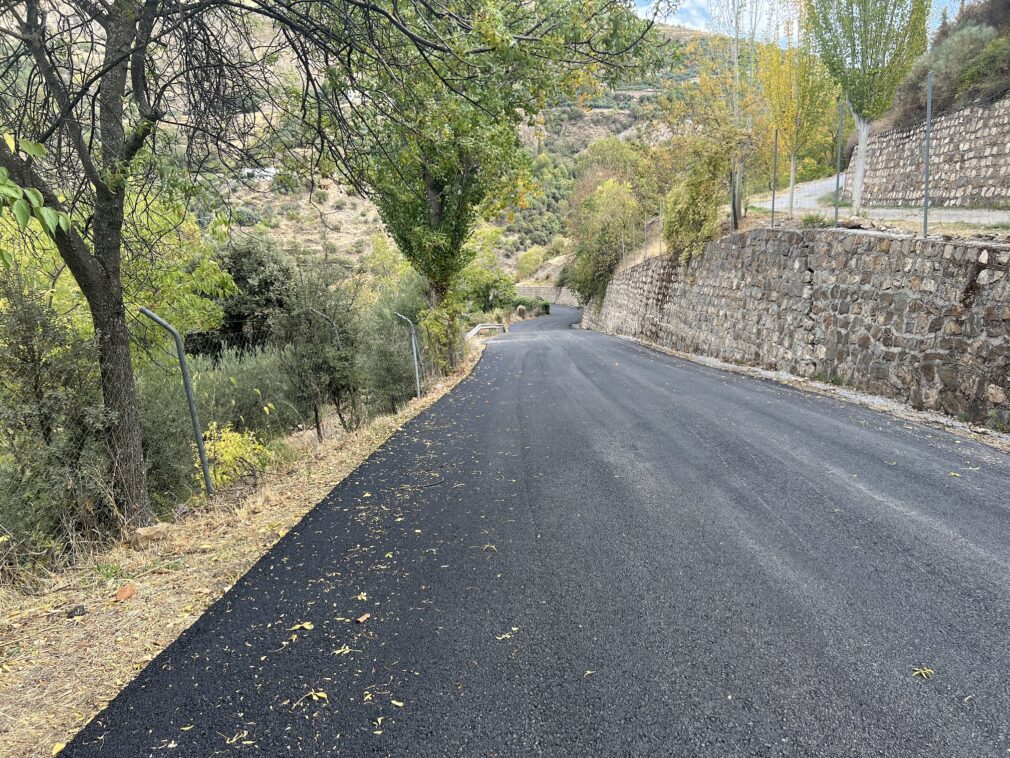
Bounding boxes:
511 296 550 316
662 142 729 263
957 35 1010 101
889 24 1003 129
233 205 261 227
568 179 640 303
516 246 546 280
202 423 273 489
201 236 298 353
0 277 112 571
137 347 304 507
801 213 831 228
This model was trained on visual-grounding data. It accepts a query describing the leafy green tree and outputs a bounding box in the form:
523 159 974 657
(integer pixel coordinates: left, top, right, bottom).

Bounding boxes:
0 0 653 530
805 0 929 212
270 274 361 439
333 0 657 364
208 237 298 353
457 228 517 313
569 179 640 304
663 141 732 262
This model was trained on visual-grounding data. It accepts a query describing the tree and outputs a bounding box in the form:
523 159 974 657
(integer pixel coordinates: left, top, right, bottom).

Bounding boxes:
456 227 517 314
270 274 360 440
0 0 655 527
758 8 839 216
333 0 657 358
710 0 767 227
569 179 640 304
805 0 929 213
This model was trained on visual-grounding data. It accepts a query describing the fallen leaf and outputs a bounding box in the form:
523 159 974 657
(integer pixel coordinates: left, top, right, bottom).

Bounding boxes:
180 725 194 731
52 743 65 756
391 699 404 707
912 667 935 679
356 613 371 624
355 592 368 601
288 621 314 631
114 583 136 602
949 472 961 478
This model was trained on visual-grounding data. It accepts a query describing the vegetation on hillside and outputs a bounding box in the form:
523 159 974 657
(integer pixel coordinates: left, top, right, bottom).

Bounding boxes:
887 0 1010 131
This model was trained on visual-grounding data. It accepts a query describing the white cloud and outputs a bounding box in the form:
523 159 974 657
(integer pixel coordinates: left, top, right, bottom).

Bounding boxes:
671 0 711 31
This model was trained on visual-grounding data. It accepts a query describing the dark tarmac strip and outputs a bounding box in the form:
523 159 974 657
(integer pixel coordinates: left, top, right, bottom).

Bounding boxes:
67 307 1010 756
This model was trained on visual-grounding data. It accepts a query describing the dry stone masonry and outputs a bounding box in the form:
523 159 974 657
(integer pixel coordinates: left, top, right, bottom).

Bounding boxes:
516 285 580 307
848 94 1010 208
582 228 1010 424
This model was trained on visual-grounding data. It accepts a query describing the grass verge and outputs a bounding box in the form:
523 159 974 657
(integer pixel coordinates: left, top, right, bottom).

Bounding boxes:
0 344 484 758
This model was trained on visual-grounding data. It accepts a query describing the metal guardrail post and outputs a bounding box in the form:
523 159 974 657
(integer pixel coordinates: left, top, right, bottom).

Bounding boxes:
140 307 214 495
394 312 422 399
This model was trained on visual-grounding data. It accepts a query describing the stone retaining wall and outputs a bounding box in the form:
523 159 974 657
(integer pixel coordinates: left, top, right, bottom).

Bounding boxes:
848 95 1010 208
516 285 580 307
582 228 1010 423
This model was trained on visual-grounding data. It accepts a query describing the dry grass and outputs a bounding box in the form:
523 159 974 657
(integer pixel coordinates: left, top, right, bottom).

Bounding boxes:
0 346 483 758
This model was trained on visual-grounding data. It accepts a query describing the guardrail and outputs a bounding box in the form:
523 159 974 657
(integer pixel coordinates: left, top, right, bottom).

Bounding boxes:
464 323 506 341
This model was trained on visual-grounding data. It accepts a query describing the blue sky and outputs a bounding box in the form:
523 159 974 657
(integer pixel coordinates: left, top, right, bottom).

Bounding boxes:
654 0 961 34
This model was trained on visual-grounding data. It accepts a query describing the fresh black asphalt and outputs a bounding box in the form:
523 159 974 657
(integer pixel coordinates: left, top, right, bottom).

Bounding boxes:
67 307 1010 756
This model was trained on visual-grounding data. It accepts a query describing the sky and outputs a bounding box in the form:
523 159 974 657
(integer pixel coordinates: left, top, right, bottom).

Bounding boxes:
656 0 963 35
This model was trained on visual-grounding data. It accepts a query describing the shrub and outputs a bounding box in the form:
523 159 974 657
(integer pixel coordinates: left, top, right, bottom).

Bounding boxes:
802 213 831 228
516 246 546 280
0 277 112 571
312 189 330 205
233 205 261 227
662 142 729 263
202 422 273 489
957 35 1010 101
568 179 640 303
889 24 1001 129
511 296 550 316
204 236 298 352
137 347 304 507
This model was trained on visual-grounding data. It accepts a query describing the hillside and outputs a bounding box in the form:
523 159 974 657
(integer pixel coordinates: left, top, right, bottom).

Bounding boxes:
225 23 711 277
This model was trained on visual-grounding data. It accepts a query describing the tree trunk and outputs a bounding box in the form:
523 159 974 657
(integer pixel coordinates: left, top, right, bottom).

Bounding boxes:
90 292 152 527
851 114 871 215
788 153 797 218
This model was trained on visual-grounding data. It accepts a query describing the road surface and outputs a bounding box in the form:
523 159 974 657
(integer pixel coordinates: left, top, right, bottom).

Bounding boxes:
67 308 1010 756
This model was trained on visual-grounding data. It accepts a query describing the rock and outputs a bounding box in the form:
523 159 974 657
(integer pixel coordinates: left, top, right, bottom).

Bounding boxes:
115 583 137 602
987 384 1007 405
66 604 87 619
133 522 170 548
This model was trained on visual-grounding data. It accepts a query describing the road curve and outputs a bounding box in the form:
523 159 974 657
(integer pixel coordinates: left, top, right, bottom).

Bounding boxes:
67 307 1010 756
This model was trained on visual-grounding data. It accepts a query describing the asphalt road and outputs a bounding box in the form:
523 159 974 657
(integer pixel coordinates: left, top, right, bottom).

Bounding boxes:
67 307 1010 756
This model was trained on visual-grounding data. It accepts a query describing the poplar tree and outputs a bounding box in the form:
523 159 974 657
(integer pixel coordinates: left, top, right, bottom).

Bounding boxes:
758 7 839 216
805 0 929 212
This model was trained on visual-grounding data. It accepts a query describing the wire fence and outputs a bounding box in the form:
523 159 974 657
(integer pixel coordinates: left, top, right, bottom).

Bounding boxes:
762 75 1010 239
